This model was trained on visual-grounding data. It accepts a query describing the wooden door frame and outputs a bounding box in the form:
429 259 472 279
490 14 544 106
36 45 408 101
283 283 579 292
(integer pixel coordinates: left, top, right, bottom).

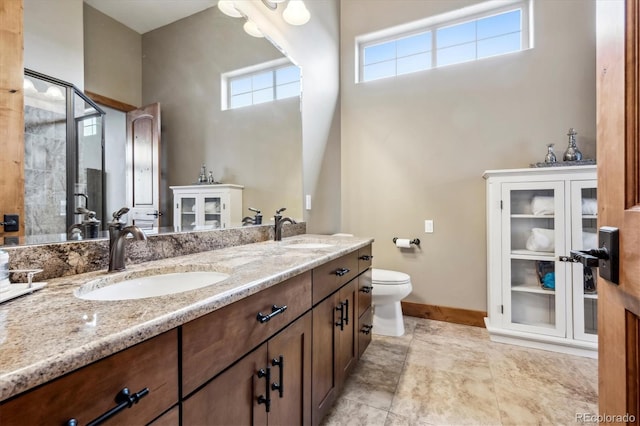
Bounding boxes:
0 1 25 238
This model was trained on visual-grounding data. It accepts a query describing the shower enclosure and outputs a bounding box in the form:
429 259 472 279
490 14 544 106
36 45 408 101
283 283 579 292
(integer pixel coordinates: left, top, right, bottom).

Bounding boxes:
23 69 106 238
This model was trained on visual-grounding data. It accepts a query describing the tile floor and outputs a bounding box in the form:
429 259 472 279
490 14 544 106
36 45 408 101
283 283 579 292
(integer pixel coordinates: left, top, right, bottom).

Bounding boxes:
322 317 598 426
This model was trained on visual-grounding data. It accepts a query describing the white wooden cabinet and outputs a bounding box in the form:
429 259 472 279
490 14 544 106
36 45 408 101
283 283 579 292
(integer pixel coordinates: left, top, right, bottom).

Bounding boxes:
483 166 598 357
170 184 243 231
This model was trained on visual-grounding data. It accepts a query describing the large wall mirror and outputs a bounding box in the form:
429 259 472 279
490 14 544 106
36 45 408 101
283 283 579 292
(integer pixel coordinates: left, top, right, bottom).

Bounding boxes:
11 0 303 246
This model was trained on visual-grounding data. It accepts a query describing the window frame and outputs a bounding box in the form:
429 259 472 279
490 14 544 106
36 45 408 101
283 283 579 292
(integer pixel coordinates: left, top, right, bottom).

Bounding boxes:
221 58 301 110
356 0 532 83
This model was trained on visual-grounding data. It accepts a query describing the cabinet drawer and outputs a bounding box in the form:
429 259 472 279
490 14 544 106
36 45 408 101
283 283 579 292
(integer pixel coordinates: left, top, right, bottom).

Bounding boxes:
357 268 372 318
312 251 358 305
357 245 373 273
358 307 373 359
182 271 312 396
0 330 178 426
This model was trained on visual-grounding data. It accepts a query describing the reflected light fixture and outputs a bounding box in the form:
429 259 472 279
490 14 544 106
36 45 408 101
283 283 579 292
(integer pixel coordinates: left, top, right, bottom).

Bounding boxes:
23 78 36 94
282 0 310 25
218 0 242 18
261 0 310 26
243 19 264 38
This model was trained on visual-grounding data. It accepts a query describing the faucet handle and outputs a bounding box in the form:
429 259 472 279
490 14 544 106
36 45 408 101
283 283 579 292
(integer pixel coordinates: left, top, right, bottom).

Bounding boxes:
248 207 261 214
276 207 287 215
112 207 130 221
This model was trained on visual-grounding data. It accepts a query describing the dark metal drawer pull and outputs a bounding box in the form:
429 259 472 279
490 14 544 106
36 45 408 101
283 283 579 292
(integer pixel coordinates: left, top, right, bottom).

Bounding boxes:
257 304 288 323
360 324 373 335
344 299 349 325
360 286 373 294
359 255 373 261
335 302 345 330
335 268 350 277
67 387 149 426
271 355 284 398
257 368 271 413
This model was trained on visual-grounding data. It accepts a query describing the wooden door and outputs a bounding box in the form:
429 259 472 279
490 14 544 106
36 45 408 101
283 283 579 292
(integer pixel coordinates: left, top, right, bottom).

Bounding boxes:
268 312 312 426
0 0 24 239
597 0 640 421
182 345 268 426
126 103 161 229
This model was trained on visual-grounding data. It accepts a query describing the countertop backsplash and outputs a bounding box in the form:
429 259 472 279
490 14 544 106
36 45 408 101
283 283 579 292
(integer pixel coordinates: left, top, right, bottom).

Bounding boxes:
3 223 306 281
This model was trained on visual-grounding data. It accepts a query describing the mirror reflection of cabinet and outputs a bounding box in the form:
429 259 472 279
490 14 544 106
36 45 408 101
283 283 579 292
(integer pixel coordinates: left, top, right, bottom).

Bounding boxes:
483 166 597 358
171 185 243 231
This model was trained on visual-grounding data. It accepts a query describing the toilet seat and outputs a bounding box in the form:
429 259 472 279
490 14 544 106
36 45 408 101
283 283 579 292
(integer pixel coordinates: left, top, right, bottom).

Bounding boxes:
372 268 410 285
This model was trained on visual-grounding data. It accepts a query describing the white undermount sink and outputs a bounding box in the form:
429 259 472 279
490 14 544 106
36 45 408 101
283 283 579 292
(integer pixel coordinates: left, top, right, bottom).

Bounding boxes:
283 242 334 249
75 270 230 301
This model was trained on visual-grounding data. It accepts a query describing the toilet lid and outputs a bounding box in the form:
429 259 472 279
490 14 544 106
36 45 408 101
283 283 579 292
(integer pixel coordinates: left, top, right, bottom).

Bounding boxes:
372 268 411 285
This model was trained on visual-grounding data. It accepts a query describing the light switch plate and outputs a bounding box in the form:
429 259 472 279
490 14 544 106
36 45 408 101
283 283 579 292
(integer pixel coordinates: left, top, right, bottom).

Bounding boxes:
425 220 433 233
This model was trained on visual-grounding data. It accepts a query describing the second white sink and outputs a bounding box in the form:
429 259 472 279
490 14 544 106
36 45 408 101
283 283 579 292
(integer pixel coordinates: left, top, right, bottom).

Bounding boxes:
76 271 230 301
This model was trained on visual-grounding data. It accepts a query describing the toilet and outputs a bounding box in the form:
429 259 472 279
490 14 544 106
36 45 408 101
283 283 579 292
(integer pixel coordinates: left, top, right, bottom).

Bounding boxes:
371 268 412 337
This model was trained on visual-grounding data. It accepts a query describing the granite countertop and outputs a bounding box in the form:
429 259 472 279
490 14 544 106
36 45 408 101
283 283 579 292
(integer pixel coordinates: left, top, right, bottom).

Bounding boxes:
0 234 373 402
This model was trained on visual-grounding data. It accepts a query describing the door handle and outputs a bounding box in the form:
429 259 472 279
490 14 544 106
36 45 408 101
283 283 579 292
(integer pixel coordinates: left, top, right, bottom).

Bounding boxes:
145 211 163 218
559 226 619 285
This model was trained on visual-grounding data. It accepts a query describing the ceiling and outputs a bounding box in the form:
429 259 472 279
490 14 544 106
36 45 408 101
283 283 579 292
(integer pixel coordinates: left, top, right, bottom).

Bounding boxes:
83 0 218 34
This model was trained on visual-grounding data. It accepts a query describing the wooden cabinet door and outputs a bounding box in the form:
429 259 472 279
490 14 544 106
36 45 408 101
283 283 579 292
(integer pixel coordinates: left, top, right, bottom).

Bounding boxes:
336 280 357 386
311 292 339 426
182 345 268 426
268 312 312 426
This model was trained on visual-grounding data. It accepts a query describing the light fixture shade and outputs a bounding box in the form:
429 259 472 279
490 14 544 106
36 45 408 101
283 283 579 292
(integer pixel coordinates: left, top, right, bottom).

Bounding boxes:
243 19 264 38
282 0 310 25
23 78 36 94
218 0 242 18
45 86 64 100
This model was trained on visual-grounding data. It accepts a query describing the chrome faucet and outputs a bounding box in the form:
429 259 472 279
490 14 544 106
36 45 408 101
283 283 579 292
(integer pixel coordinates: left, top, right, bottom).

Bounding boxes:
242 207 263 226
274 207 296 241
107 207 147 272
108 225 147 272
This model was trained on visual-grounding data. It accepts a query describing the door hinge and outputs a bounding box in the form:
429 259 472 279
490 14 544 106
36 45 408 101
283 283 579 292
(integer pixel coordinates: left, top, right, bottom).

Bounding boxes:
223 203 226 210
500 200 503 210
500 304 504 314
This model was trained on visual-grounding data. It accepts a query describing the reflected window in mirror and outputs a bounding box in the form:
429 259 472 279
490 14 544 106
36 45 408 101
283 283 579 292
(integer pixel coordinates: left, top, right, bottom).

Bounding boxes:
222 58 301 110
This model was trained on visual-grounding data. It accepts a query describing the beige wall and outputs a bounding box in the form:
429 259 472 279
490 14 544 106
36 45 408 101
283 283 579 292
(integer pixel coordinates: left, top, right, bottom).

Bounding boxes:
340 0 597 311
141 6 303 224
83 4 142 107
24 0 84 88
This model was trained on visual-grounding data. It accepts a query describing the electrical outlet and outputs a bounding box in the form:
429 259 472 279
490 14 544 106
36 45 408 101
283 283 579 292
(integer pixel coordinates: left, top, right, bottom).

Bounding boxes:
425 220 434 233
305 195 312 210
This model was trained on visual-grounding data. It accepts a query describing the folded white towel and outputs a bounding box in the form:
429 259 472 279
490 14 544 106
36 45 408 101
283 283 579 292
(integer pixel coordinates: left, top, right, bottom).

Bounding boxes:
204 201 220 213
205 220 219 227
583 231 597 249
526 228 555 252
531 196 554 215
582 198 597 215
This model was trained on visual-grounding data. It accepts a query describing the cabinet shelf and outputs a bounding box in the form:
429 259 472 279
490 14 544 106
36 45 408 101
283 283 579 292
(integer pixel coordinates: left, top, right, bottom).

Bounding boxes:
511 283 555 294
584 292 598 300
511 214 555 219
511 249 556 260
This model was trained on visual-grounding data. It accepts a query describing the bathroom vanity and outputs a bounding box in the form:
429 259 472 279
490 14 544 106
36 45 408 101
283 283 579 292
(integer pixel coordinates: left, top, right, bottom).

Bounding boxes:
0 235 373 425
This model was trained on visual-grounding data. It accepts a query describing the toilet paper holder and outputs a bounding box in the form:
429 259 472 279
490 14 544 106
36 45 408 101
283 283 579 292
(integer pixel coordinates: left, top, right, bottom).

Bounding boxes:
393 237 420 246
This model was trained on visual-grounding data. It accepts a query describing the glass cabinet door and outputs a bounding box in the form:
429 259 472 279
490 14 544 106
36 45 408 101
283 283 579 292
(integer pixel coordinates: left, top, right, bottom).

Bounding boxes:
501 181 566 337
570 180 598 342
202 195 222 229
178 196 197 231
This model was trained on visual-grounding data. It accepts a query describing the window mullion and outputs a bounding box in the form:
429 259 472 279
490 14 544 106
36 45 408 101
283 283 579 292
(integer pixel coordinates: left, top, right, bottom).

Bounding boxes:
432 30 438 68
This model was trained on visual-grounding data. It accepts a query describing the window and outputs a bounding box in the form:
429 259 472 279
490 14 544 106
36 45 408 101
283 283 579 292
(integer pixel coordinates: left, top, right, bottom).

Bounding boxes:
223 61 301 110
83 117 97 136
358 0 531 82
